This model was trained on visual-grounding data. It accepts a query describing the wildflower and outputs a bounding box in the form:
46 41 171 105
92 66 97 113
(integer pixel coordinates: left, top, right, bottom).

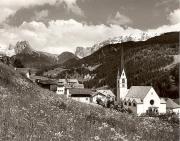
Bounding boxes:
94 136 100 140
55 131 63 138
102 122 108 128
98 126 103 130
110 128 115 132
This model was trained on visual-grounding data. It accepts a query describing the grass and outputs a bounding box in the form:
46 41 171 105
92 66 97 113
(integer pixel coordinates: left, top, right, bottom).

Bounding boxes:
0 63 179 141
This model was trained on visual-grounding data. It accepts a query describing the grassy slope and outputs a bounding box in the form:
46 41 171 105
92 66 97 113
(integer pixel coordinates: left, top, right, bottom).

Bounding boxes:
0 63 179 141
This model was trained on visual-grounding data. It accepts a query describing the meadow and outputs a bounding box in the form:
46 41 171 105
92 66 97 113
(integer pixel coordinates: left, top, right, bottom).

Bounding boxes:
0 63 179 141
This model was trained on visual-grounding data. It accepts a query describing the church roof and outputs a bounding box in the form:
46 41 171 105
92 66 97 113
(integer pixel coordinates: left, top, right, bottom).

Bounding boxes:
166 98 180 109
132 98 143 104
125 86 152 99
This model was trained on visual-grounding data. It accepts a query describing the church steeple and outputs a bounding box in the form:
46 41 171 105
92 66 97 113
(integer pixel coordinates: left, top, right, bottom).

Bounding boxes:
117 46 128 102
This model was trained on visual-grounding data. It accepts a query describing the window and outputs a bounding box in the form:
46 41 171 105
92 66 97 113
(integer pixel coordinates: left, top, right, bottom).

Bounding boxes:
150 100 154 105
86 98 89 101
133 103 136 107
122 84 125 87
124 102 127 105
129 102 131 106
122 79 125 83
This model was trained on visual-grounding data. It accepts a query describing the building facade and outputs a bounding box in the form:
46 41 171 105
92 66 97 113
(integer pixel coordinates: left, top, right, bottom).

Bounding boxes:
117 68 167 115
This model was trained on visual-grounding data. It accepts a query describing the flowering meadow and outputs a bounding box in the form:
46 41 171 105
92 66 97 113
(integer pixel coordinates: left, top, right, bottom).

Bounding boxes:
0 63 179 141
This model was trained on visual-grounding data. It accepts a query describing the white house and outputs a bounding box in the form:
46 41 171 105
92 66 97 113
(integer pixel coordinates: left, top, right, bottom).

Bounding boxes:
56 85 93 104
117 68 166 115
68 88 93 104
166 98 180 118
92 90 115 104
56 86 66 95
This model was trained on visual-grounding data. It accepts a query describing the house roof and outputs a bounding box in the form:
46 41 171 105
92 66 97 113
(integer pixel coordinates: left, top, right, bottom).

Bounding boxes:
174 98 180 105
73 83 84 88
67 79 79 83
69 88 93 95
58 79 67 83
166 98 180 109
96 90 115 97
125 86 152 99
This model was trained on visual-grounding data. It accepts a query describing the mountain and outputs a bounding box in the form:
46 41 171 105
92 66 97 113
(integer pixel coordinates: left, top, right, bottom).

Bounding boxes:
64 32 179 99
58 51 79 64
75 47 92 58
14 41 34 54
10 41 58 68
6 41 78 69
75 32 158 58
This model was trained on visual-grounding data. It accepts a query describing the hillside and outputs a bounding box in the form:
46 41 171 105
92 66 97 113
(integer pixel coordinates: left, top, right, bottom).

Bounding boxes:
0 62 179 141
58 52 79 64
5 41 78 69
75 32 158 58
60 32 179 99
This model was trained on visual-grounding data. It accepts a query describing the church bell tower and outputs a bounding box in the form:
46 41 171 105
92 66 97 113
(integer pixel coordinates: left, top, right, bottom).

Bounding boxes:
117 46 128 102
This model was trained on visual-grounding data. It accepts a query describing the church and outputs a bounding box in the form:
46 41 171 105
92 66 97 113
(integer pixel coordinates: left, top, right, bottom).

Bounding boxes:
116 47 166 115
117 68 166 115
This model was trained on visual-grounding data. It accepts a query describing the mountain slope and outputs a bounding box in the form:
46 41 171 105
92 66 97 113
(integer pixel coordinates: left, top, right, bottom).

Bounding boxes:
75 32 158 58
58 51 79 64
0 62 179 141
64 32 179 98
10 41 78 69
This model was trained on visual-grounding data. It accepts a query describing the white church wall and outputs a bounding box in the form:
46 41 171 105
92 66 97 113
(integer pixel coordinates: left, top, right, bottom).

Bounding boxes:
143 88 161 113
120 88 128 100
159 103 166 114
136 104 144 115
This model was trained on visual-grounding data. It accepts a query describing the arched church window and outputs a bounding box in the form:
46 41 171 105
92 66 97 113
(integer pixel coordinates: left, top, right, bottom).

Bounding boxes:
133 103 136 107
122 78 125 83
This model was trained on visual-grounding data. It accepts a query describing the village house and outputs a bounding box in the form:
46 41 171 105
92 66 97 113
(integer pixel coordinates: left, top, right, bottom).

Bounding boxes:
58 79 84 89
56 85 93 104
16 68 30 79
92 90 115 104
68 88 93 104
166 98 180 118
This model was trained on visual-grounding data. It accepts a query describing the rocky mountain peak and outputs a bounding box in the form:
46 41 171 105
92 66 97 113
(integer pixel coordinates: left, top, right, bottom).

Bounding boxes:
75 32 159 58
14 41 34 54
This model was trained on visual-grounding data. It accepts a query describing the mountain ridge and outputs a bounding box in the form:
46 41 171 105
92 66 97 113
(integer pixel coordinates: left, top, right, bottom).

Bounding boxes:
75 31 159 58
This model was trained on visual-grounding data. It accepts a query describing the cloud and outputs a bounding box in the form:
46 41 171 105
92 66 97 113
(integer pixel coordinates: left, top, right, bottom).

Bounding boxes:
167 9 180 24
62 0 84 16
107 11 132 25
155 0 179 7
0 8 14 23
34 10 49 21
0 0 83 23
0 19 179 55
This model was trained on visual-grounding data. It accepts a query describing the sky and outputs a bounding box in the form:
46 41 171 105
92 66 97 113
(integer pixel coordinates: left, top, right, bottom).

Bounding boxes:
0 0 179 54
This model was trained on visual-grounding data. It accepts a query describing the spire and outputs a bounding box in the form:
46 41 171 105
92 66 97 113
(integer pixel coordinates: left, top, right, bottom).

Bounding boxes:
120 46 124 73
117 68 120 79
